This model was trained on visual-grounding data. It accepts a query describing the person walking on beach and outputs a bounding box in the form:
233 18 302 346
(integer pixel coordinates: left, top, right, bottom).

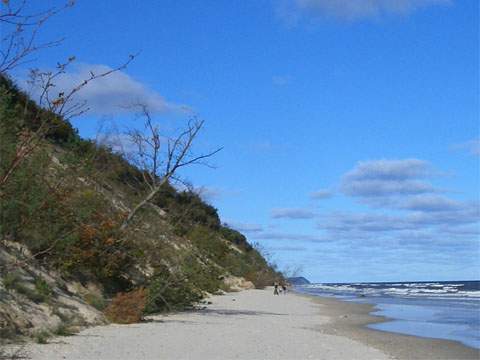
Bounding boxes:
282 284 287 294
273 282 279 295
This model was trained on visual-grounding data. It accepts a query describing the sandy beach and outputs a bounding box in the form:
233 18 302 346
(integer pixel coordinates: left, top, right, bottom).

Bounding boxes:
19 289 479 360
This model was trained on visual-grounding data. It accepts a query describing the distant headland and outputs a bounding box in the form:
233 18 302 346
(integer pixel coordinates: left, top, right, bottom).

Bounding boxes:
288 277 311 285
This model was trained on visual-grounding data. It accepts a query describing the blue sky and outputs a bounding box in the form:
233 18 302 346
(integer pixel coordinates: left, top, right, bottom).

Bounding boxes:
14 0 479 282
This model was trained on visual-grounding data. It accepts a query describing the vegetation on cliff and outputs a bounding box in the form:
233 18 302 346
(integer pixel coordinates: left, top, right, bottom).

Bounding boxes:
0 2 282 343
0 64 280 341
0 76 280 340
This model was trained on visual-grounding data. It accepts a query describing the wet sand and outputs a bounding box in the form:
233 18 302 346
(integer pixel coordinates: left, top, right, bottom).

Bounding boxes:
305 293 479 360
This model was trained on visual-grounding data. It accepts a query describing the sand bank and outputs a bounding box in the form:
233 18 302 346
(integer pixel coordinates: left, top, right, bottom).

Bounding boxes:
19 289 479 359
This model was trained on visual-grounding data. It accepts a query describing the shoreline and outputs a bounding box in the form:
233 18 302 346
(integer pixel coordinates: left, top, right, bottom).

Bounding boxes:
299 292 479 359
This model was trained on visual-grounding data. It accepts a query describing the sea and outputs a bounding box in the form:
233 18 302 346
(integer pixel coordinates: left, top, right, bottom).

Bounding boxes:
295 280 480 349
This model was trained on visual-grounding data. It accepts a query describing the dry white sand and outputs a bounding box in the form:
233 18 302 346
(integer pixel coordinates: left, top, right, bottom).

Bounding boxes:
23 289 391 360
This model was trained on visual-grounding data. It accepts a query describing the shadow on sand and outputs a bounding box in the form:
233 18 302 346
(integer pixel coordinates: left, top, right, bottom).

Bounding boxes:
195 308 287 317
143 307 287 325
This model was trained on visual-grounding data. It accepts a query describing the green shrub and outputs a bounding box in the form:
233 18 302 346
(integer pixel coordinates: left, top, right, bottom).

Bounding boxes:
4 274 49 303
53 324 75 337
244 269 279 289
34 277 53 300
84 293 106 311
181 258 222 294
153 185 221 232
145 269 202 314
188 227 228 262
34 330 50 344
220 226 252 251
19 286 46 303
3 273 20 290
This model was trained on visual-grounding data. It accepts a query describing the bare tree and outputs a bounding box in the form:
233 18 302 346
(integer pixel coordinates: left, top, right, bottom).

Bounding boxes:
0 0 74 74
120 104 222 230
281 264 304 279
252 241 274 265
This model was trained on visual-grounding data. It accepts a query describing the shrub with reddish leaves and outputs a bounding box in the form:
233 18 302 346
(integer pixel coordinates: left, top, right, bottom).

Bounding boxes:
104 287 147 324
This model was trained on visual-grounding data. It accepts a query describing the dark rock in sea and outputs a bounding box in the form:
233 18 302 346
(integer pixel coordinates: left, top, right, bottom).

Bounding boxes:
287 277 311 285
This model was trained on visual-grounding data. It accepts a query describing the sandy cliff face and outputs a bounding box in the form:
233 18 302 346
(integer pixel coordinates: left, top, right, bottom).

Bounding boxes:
0 242 106 339
222 275 255 292
0 239 257 340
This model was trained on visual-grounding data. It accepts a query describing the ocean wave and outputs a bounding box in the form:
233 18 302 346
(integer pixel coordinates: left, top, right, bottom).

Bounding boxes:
301 281 480 300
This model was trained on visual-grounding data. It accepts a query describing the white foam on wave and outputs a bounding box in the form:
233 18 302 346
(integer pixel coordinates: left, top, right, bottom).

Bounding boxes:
456 291 480 298
303 282 480 300
305 284 357 292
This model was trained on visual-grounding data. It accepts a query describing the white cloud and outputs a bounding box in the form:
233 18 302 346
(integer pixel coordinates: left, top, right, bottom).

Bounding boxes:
343 159 432 181
452 138 480 156
398 194 462 212
344 179 435 198
319 212 417 234
406 202 479 226
316 158 480 253
97 132 136 154
189 186 242 203
194 186 223 202
271 207 317 219
266 245 307 252
310 189 333 200
226 221 264 233
341 159 436 198
30 63 186 116
316 199 479 247
252 231 326 242
277 0 451 23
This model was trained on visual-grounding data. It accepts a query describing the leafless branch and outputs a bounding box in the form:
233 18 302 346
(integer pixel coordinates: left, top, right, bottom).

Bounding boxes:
0 0 75 74
0 54 137 194
120 105 222 230
28 53 137 120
